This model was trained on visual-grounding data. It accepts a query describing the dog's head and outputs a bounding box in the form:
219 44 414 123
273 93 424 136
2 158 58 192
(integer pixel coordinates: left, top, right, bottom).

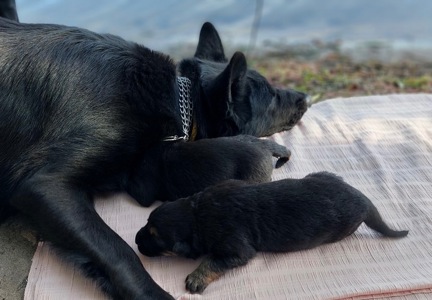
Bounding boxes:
191 22 310 138
135 199 201 259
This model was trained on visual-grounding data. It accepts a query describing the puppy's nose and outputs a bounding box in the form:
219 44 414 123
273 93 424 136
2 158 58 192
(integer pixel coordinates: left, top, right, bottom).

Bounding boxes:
135 228 145 244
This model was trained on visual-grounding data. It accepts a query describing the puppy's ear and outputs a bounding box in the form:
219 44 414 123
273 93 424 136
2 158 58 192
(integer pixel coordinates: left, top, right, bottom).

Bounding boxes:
194 22 227 62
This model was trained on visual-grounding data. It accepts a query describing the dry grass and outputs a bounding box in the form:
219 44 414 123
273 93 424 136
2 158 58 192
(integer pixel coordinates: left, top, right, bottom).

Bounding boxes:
250 49 432 103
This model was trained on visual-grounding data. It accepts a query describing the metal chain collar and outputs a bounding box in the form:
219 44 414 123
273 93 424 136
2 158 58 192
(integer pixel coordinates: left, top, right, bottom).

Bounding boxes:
177 76 193 140
163 77 193 141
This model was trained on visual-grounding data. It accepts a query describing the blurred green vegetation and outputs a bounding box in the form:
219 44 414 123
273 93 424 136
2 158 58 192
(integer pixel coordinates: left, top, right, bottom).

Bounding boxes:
249 41 432 103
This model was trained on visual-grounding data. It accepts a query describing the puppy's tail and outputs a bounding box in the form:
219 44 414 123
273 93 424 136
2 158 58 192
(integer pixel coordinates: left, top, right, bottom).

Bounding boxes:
364 199 409 238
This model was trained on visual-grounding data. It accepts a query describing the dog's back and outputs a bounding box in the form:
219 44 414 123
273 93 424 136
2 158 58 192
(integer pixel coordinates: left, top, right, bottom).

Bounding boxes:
0 19 132 179
0 18 181 217
0 18 125 200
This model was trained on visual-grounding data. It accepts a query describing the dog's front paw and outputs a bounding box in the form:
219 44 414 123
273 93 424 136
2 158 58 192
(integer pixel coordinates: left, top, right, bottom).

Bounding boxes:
185 272 208 294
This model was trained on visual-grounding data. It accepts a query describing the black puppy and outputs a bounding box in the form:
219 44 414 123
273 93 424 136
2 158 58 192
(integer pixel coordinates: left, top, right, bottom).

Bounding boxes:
136 172 409 294
0 10 308 299
127 135 290 205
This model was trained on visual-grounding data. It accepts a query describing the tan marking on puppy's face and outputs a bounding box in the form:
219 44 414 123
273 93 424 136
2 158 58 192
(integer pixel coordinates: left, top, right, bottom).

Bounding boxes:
149 226 159 237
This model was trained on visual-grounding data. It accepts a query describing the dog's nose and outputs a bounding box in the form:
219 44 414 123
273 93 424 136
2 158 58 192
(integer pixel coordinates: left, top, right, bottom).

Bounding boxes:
295 92 312 109
304 94 313 107
278 88 311 110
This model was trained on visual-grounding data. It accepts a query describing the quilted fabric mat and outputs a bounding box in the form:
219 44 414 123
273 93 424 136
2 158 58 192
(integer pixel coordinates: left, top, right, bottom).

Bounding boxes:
25 94 432 299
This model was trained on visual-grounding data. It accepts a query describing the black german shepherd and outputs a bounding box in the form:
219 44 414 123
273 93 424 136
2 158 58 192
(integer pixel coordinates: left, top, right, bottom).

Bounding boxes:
179 23 310 139
136 172 408 294
0 0 17 21
0 3 309 300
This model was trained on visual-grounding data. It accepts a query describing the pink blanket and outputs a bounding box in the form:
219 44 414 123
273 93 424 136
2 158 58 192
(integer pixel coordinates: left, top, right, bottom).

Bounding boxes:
25 94 432 300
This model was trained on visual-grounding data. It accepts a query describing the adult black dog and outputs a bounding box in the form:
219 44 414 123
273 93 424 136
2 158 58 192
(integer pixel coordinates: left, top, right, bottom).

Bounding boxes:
0 0 18 21
136 172 409 294
0 5 309 300
128 135 290 205
181 27 310 139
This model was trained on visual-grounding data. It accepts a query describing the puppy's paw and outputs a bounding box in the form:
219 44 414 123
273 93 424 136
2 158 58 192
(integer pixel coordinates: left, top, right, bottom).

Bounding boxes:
186 267 223 294
275 156 289 168
185 272 208 294
185 259 223 294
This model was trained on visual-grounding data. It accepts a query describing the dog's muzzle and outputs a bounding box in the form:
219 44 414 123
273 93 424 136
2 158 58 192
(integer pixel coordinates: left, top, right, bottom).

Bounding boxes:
162 77 193 142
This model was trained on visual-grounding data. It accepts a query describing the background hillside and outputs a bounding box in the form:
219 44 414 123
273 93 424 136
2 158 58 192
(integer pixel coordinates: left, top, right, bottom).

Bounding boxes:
16 0 432 101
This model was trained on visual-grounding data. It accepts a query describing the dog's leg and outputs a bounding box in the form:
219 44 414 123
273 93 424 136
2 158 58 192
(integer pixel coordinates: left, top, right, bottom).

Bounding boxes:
12 174 174 300
126 171 158 207
185 239 256 294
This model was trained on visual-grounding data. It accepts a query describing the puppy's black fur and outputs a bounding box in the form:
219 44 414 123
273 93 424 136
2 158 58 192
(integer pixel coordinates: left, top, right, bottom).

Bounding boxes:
136 172 409 294
127 135 290 206
0 8 308 298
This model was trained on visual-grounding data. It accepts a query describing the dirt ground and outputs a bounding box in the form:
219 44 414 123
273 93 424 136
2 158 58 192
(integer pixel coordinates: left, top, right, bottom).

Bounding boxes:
0 216 37 300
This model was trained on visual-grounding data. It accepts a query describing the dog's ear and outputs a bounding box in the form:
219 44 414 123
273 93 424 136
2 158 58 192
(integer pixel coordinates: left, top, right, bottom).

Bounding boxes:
194 22 227 62
227 51 248 86
201 51 249 137
209 51 247 108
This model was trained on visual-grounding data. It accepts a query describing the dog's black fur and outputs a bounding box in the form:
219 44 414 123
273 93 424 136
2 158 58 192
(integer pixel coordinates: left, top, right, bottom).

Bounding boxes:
178 22 310 139
0 5 309 298
128 135 290 206
0 0 18 21
136 172 409 294
0 17 182 300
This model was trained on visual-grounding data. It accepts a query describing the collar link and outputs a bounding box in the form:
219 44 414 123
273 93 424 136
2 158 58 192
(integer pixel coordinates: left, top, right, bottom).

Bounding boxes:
162 77 193 142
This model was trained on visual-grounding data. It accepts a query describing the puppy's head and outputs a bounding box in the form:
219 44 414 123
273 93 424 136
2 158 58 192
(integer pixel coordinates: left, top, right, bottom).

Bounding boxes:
135 199 201 259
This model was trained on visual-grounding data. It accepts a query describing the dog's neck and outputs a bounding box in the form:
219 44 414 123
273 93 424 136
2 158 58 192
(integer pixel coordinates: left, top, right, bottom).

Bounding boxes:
162 76 196 142
176 59 210 140
176 76 194 141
